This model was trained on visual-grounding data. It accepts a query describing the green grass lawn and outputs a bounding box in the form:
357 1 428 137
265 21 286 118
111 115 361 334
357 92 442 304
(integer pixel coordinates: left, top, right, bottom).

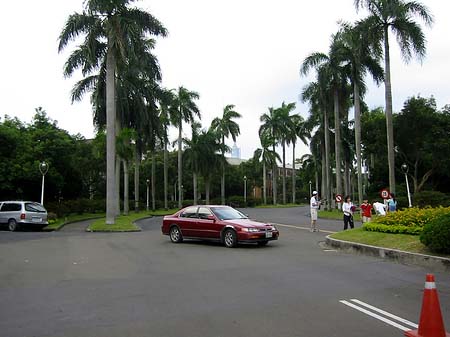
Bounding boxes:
330 227 450 258
44 208 178 232
44 213 103 231
87 209 178 232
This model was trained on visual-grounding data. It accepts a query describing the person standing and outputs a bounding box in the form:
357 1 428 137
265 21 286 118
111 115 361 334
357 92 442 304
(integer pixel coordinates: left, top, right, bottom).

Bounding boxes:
373 201 387 216
310 191 320 232
387 193 397 213
360 198 373 223
342 196 354 230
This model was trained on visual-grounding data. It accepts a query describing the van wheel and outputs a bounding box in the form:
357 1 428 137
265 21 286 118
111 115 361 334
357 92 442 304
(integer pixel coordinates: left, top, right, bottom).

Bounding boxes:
8 219 18 232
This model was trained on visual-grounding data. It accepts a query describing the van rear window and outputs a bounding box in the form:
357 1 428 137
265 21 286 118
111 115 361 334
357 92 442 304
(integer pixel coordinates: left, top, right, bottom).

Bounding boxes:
25 203 46 213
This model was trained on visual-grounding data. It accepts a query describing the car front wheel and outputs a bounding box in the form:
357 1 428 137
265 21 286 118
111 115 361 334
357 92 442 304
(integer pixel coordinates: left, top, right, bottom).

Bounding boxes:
8 219 18 232
223 229 237 248
169 226 183 243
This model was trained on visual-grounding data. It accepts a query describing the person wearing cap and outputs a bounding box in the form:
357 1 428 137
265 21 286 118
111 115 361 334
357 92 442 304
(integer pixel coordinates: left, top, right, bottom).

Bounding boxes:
310 191 320 232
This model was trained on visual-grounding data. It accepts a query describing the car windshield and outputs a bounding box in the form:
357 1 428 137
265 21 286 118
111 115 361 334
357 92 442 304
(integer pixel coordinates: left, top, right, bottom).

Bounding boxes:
210 207 247 220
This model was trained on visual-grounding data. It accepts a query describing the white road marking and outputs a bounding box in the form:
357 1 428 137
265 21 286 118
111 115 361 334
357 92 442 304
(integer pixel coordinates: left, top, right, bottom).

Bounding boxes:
339 299 417 332
350 299 418 329
272 223 337 234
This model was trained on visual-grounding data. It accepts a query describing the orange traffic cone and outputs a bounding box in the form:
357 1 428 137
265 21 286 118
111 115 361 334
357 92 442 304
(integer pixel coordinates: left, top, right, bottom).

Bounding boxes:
405 274 450 337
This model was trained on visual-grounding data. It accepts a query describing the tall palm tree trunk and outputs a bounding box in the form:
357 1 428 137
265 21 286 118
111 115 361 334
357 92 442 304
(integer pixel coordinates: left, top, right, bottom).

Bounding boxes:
272 144 277 205
177 122 183 208
115 156 121 215
334 90 342 209
134 150 140 211
263 162 267 204
151 153 156 211
193 172 198 205
205 179 210 204
384 28 396 194
164 141 168 210
354 81 363 206
221 136 225 205
123 159 129 215
282 142 286 204
105 47 116 224
292 143 296 204
321 149 326 201
324 110 331 211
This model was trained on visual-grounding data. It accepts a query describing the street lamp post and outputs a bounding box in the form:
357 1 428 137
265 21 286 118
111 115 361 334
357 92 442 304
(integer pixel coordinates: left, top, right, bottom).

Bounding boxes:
39 161 49 205
243 176 247 206
401 163 412 208
146 179 150 211
309 180 312 196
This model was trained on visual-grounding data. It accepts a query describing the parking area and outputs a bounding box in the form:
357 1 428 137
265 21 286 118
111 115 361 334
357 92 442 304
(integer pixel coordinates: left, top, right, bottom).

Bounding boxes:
0 207 448 337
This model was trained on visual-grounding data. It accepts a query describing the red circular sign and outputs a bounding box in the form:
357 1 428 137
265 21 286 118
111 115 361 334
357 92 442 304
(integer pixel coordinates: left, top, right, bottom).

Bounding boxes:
335 194 343 203
380 189 390 199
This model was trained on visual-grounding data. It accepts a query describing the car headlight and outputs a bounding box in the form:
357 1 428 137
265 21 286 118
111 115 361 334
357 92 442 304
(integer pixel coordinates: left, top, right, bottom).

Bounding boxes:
270 225 277 231
242 227 259 232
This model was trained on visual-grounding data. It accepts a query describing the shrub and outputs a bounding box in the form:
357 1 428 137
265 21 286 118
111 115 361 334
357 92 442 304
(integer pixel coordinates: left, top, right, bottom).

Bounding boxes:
363 206 450 235
420 213 450 253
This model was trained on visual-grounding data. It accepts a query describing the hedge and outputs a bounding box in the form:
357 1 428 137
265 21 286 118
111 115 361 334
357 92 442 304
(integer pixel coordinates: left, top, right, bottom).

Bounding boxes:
363 206 450 235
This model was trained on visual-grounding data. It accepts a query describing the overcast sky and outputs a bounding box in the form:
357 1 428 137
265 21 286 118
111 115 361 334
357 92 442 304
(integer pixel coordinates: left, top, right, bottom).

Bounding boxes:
1 0 448 162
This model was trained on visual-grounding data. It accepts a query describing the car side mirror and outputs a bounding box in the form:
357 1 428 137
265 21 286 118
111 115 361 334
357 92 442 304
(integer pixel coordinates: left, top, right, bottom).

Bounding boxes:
207 215 215 222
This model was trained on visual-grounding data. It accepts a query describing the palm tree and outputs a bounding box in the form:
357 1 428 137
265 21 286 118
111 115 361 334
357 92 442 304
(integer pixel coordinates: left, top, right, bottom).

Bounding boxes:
197 129 226 204
301 79 333 211
211 105 242 205
354 0 433 194
171 87 200 208
183 121 203 205
301 45 348 208
59 0 167 224
259 108 282 204
116 128 136 215
159 89 176 210
334 21 384 204
287 114 309 204
253 131 280 204
275 102 296 204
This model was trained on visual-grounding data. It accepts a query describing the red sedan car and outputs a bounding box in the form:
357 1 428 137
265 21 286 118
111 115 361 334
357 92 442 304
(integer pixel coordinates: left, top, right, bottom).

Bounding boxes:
161 205 279 248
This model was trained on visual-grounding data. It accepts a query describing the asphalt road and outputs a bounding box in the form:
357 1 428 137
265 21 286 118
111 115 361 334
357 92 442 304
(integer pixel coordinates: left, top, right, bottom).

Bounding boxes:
0 206 449 337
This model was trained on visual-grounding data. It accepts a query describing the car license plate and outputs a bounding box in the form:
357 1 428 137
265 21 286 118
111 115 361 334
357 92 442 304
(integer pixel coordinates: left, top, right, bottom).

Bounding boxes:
265 231 273 238
32 217 42 222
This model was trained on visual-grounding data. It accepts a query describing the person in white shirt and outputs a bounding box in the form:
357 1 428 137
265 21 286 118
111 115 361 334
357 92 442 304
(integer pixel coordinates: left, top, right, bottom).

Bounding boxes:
342 196 354 230
373 201 387 216
310 191 320 232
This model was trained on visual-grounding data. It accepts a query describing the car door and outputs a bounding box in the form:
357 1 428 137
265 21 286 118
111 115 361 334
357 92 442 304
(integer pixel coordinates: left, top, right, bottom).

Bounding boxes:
177 206 199 237
196 207 221 239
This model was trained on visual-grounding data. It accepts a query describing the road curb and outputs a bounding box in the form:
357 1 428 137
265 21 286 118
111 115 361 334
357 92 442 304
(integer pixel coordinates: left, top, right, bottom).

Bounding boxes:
325 235 450 272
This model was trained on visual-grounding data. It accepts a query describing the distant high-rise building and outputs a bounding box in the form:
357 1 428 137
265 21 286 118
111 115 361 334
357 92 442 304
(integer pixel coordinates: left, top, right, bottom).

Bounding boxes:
231 142 241 159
